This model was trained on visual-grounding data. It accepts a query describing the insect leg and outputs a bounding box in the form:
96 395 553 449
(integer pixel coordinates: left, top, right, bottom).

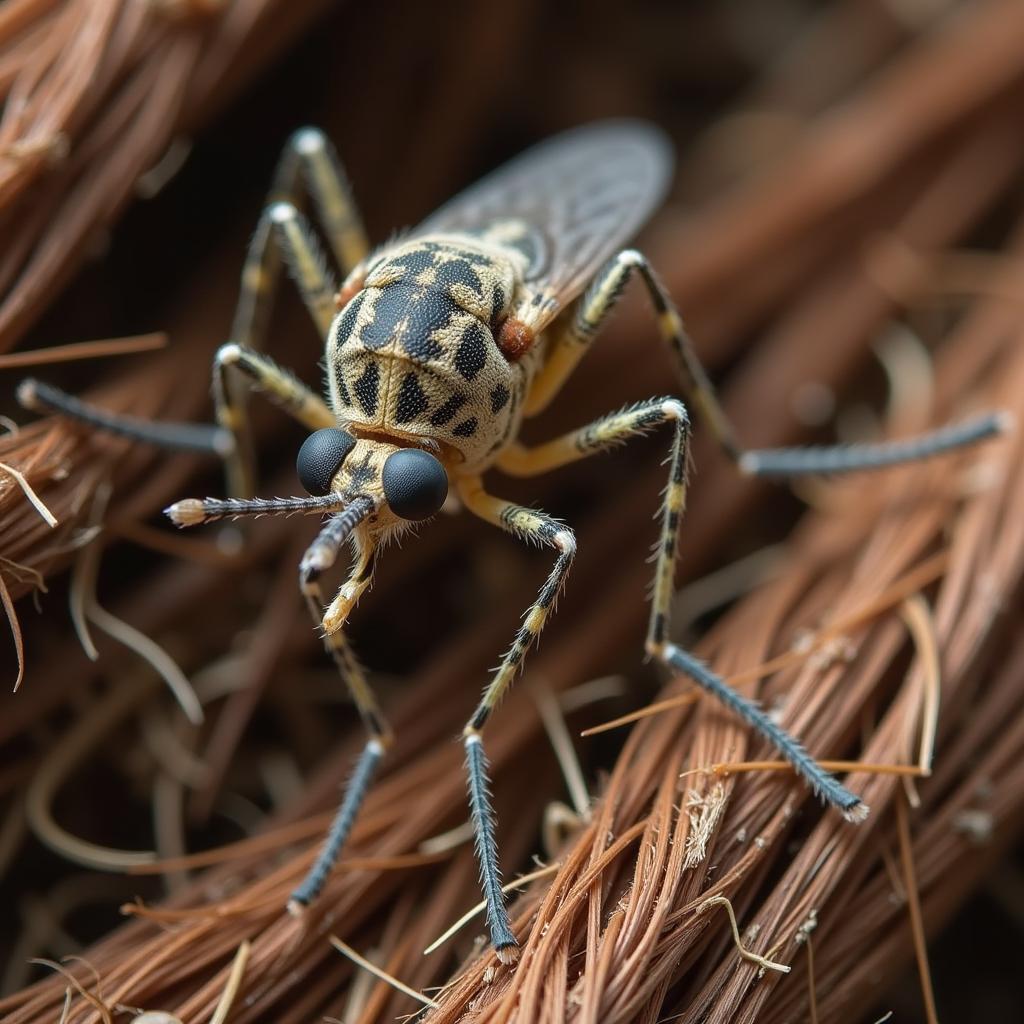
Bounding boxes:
218 197 344 497
289 513 390 911
233 200 338 350
21 347 333 508
525 249 1005 472
17 378 231 456
456 475 577 963
20 212 340 497
232 127 367 354
269 128 369 280
498 398 866 819
212 343 334 499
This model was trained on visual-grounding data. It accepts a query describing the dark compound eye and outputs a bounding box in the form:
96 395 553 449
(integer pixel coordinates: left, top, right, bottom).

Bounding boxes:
382 448 448 521
296 427 356 495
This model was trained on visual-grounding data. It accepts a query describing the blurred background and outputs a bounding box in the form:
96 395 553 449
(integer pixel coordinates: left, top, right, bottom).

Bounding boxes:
2 2 1023 1021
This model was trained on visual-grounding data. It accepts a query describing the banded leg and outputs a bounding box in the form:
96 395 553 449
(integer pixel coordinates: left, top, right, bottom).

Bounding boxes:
223 127 367 497
219 201 341 498
456 476 577 962
20 348 335 510
289 499 391 911
270 128 369 280
499 397 866 819
525 249 1005 472
211 342 334 499
18 130 359 490
232 126 368 353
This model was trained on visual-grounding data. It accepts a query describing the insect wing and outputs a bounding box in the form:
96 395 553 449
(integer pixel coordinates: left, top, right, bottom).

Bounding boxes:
415 120 674 330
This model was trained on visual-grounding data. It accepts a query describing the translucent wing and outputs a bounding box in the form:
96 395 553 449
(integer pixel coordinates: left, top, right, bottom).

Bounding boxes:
415 120 674 331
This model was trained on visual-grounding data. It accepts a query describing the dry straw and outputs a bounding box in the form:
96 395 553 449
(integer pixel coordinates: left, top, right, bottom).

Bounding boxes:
2 2 1024 1022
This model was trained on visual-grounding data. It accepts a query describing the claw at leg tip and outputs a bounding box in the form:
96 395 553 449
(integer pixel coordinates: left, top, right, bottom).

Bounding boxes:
165 498 204 527
842 801 870 824
495 943 520 966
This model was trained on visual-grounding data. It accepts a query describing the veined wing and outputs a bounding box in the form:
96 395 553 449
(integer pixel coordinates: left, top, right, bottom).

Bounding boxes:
414 120 673 331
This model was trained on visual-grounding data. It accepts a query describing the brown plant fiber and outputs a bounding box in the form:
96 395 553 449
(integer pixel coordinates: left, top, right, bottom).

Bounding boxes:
2 3 1024 1022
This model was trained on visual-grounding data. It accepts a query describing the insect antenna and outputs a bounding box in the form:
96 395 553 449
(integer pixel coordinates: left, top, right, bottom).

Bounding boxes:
165 493 363 527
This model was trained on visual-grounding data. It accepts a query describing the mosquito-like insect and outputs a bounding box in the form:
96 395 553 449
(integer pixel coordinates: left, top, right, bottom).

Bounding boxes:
20 122 1006 963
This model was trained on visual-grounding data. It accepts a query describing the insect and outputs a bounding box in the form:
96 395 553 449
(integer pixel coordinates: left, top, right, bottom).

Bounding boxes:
20 122 1006 963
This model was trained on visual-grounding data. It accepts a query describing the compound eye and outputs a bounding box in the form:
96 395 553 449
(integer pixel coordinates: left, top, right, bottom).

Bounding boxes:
296 427 356 495
382 449 448 521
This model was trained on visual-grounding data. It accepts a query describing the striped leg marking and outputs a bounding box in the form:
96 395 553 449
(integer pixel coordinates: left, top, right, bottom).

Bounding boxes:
290 505 391 910
232 126 367 354
457 476 577 962
526 249 1006 472
499 396 866 820
269 127 369 280
223 197 340 498
232 200 338 351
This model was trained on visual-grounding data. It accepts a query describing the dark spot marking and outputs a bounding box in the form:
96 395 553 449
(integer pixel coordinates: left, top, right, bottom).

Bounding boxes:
452 417 478 437
436 257 482 293
489 385 510 414
353 362 379 416
346 451 375 490
652 612 667 644
355 551 377 582
390 248 436 277
455 322 488 381
430 393 466 426
395 373 429 423
335 291 365 345
360 282 453 362
401 287 451 361
490 281 506 322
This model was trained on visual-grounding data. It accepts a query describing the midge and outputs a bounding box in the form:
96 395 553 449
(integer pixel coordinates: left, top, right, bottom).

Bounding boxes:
21 122 1006 963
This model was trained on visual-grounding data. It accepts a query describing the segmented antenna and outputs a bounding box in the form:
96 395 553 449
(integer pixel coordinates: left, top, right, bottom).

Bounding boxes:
165 493 358 526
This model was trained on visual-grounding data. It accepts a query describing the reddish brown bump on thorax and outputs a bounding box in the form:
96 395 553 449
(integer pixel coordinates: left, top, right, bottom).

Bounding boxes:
496 317 534 361
334 275 365 310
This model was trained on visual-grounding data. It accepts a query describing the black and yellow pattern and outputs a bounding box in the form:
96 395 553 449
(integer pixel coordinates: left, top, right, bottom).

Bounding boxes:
28 123 1006 966
291 501 390 909
214 129 369 500
328 236 545 468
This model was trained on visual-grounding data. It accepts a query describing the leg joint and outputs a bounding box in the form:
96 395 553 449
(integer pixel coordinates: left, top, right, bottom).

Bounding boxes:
645 635 667 660
268 200 300 226
214 341 244 368
299 556 324 592
661 397 690 429
553 527 576 557
290 126 327 155
617 247 648 270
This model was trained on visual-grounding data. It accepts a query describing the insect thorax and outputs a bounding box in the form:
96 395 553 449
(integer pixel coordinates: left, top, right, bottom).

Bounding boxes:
327 236 540 468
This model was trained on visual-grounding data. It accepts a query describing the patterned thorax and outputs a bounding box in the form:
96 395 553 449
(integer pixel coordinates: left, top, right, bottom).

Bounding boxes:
327 236 538 468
